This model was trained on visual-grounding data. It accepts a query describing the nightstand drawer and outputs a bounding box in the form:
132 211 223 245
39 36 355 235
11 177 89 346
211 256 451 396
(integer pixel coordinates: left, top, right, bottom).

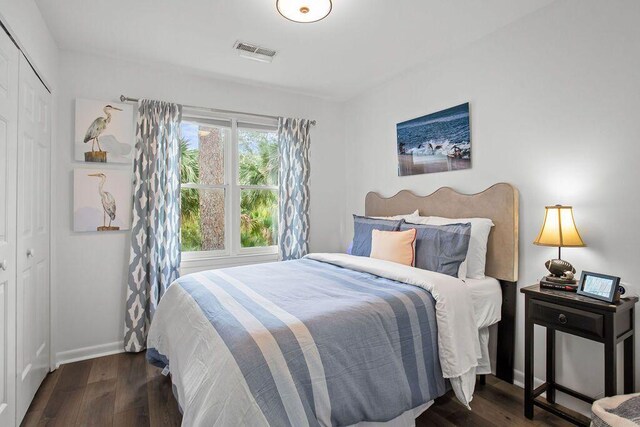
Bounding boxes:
531 299 604 338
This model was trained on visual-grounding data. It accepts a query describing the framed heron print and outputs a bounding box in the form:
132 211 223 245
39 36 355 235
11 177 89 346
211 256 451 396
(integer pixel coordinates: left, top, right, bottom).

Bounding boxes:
74 98 134 163
73 168 132 232
396 103 471 176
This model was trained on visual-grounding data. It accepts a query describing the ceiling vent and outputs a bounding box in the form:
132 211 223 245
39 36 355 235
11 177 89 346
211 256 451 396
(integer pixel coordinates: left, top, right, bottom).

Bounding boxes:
233 41 277 63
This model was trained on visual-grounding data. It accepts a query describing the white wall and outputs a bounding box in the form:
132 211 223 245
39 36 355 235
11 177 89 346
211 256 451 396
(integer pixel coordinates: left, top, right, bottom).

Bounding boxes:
54 50 345 364
343 0 640 413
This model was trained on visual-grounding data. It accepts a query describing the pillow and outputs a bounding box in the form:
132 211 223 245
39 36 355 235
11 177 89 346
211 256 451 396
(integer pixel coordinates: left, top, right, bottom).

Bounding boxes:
351 215 403 257
400 222 471 277
423 216 494 279
370 229 417 266
372 210 420 220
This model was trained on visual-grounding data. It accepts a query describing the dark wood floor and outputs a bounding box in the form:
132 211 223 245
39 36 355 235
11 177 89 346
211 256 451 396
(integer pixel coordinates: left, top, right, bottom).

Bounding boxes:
22 352 574 426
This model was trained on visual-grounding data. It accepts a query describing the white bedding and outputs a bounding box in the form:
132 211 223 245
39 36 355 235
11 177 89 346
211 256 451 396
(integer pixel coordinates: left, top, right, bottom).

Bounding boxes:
465 276 502 376
466 276 502 329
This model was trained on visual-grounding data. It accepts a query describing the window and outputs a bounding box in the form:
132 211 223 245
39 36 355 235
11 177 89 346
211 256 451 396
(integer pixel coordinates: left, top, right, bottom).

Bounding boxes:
179 115 279 261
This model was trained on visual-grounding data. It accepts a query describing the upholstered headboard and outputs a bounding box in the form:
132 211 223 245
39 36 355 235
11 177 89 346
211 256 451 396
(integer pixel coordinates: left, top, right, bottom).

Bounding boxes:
365 183 520 383
365 182 519 283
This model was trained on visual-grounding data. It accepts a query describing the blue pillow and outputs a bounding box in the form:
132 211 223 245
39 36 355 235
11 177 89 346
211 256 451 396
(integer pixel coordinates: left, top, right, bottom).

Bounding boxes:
400 222 471 277
351 215 403 257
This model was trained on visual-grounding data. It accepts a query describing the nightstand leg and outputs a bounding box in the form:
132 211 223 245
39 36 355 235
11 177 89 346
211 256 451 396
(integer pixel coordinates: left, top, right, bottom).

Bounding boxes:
604 314 617 397
624 336 634 393
524 299 534 419
546 328 556 403
624 307 635 394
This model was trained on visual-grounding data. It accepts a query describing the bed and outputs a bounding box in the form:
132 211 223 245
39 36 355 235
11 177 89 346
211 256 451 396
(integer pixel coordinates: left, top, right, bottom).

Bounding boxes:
147 183 519 426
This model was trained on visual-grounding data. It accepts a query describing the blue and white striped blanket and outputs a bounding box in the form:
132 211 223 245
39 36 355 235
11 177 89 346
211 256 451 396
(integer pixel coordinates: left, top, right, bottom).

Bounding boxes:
147 253 480 426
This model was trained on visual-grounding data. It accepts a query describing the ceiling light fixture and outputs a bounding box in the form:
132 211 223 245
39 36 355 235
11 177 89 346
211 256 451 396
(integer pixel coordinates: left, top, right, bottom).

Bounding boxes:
276 0 332 23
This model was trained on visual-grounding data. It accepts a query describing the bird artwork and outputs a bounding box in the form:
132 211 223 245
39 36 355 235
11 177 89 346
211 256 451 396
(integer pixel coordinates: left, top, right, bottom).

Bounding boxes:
88 172 119 231
83 104 122 162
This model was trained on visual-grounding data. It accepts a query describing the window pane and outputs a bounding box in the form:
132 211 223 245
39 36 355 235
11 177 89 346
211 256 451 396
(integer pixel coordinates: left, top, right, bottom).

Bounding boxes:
181 188 225 252
180 121 229 186
238 128 278 186
240 189 278 248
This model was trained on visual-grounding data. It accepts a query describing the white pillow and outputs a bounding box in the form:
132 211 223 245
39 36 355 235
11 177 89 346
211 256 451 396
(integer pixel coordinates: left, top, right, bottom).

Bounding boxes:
425 216 494 279
373 210 420 220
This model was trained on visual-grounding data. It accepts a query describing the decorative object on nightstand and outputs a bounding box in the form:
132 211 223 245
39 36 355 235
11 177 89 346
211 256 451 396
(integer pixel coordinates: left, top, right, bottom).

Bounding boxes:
533 205 585 290
521 284 638 426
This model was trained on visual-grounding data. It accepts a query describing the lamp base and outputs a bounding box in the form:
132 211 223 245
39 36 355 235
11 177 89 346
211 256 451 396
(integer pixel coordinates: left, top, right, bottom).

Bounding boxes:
545 258 577 278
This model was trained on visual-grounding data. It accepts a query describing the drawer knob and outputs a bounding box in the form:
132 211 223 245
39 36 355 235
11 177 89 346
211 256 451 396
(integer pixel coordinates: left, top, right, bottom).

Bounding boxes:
558 313 567 324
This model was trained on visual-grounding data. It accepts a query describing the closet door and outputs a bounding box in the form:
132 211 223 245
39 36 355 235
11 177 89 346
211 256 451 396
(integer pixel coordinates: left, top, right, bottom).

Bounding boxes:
0 29 19 427
15 54 50 423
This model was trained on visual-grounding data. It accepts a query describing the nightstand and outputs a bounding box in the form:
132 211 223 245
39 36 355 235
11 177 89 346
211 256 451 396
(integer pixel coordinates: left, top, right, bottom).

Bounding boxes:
521 284 638 426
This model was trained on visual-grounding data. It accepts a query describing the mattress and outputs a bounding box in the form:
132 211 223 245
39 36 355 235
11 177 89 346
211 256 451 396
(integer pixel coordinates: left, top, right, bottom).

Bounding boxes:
465 276 502 329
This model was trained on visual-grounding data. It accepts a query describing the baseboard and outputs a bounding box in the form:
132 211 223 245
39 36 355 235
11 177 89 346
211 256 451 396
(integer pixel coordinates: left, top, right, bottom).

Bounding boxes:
55 341 125 368
513 368 544 390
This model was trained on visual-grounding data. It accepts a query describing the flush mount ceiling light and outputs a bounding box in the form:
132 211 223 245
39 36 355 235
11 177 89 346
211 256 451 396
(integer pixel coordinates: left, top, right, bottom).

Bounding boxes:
276 0 332 23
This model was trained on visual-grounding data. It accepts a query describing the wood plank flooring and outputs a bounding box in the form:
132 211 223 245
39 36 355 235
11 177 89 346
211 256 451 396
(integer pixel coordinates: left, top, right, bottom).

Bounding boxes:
22 352 573 426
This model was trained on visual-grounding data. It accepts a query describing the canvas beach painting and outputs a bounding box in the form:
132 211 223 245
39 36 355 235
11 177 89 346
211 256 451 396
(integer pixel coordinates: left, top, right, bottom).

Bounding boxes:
75 98 134 163
74 168 132 232
397 103 471 176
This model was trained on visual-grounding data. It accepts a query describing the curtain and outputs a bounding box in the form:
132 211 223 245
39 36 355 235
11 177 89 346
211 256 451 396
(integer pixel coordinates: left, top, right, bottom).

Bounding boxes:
278 118 311 260
124 99 182 352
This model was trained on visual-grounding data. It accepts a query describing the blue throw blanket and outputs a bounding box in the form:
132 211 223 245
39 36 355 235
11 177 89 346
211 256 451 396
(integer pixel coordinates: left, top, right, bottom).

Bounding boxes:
147 259 448 426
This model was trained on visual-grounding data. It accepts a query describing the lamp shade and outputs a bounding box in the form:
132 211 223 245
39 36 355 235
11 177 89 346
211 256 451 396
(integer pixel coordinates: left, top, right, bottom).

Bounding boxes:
276 0 332 23
533 205 585 247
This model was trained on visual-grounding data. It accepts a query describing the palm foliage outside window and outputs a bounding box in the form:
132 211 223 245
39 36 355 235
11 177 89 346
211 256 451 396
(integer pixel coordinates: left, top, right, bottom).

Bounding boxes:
179 119 279 256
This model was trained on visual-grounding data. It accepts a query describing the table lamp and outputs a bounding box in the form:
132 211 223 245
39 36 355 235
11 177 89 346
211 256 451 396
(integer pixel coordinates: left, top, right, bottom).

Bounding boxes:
533 205 585 284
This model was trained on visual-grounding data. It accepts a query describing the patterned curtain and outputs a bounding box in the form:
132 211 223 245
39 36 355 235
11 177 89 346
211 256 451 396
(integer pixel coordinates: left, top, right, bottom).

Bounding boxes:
278 118 311 260
124 99 182 352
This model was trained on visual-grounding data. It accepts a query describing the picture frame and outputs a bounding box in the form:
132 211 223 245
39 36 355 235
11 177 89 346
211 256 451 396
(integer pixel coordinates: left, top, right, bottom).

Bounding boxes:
73 168 132 232
75 98 134 164
396 103 471 176
576 271 621 303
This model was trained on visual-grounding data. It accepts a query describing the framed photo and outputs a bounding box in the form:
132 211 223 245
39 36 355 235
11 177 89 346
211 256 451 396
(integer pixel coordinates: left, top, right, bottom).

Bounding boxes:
73 168 132 232
75 98 134 164
577 271 621 303
396 103 471 176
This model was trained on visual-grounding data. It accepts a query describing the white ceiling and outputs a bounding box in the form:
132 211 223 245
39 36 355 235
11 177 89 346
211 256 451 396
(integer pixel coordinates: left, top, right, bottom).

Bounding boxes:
36 0 555 100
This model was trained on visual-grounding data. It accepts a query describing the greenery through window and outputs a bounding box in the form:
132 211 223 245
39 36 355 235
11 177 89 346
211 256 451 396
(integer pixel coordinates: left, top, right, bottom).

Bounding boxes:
180 119 279 256
238 129 279 248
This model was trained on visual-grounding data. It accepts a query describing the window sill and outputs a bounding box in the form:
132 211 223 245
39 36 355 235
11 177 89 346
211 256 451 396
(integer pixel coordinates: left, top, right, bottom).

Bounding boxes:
180 252 279 275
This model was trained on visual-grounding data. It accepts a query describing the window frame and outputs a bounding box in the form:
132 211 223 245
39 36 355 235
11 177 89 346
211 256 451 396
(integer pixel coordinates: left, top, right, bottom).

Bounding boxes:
180 110 279 266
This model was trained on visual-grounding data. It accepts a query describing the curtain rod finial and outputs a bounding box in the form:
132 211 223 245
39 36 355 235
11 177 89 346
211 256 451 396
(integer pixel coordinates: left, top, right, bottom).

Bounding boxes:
119 95 126 102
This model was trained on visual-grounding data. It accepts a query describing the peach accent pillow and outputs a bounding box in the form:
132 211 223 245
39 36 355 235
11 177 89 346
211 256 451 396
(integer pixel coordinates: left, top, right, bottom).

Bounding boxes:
370 229 417 267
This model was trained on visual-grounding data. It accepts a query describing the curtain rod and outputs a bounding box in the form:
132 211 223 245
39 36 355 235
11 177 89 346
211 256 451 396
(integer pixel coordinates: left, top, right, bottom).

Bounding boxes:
119 95 316 126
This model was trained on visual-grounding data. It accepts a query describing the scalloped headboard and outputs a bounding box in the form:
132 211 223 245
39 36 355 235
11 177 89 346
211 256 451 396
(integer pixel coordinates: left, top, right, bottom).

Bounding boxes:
365 183 519 282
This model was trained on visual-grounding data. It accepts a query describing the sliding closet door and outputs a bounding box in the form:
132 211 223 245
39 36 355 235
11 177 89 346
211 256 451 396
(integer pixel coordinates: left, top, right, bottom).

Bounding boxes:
0 29 19 427
15 54 51 423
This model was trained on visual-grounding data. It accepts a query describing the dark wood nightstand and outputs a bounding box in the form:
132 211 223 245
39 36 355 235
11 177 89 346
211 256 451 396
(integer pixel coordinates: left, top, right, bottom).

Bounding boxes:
521 284 638 426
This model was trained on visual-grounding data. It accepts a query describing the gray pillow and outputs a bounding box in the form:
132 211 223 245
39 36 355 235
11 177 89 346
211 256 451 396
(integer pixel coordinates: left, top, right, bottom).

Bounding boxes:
400 222 471 277
352 215 403 257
